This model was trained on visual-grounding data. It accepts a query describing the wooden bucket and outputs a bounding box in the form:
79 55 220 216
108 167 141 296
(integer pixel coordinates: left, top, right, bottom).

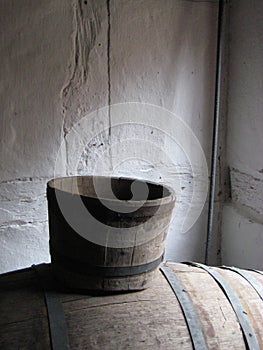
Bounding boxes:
0 262 262 349
47 176 175 291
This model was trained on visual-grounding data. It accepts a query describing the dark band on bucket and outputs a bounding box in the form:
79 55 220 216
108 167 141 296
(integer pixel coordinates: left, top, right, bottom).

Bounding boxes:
51 251 164 277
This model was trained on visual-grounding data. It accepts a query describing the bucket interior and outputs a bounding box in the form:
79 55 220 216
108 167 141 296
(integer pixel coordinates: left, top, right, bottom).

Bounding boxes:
48 176 173 202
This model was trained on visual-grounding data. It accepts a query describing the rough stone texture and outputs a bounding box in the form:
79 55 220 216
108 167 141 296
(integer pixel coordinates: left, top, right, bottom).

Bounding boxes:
221 0 263 268
0 179 48 227
0 0 73 273
0 222 49 273
0 0 72 181
222 205 263 270
107 0 218 262
0 0 219 273
230 167 263 222
61 0 109 155
110 0 217 157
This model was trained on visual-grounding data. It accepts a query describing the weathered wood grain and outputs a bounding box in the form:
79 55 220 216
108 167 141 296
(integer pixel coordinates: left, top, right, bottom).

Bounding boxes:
47 176 175 291
168 263 246 349
214 267 263 349
0 262 262 349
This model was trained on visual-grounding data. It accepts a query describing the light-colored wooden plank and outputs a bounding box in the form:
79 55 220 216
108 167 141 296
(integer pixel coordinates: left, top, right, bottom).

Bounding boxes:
1 262 262 349
168 263 246 350
214 267 263 349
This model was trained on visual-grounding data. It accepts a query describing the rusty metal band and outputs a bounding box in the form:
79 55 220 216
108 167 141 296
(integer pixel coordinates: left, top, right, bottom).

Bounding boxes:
52 250 164 277
221 266 263 301
33 265 70 350
185 262 260 350
160 264 207 350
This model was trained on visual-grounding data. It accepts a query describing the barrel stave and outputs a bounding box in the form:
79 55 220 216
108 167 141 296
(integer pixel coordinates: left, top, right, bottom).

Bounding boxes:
0 262 262 349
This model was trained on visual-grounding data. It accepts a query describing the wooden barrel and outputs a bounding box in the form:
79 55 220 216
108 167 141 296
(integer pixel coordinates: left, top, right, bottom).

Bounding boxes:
0 262 262 349
47 176 175 291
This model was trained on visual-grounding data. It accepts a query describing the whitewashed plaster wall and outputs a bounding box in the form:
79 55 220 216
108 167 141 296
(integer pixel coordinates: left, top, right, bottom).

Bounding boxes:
0 0 218 273
221 0 263 269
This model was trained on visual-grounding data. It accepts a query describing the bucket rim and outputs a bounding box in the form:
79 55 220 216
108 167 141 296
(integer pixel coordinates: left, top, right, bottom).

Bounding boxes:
47 175 176 206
